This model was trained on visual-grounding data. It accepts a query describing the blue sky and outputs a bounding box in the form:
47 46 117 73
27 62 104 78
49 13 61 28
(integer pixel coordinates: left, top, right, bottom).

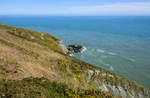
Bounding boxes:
0 0 150 16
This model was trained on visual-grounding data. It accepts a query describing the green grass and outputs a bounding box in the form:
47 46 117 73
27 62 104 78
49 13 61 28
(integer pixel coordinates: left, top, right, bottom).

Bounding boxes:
0 24 64 53
65 89 118 98
58 59 68 70
57 58 149 96
58 59 83 82
0 77 116 98
0 78 67 98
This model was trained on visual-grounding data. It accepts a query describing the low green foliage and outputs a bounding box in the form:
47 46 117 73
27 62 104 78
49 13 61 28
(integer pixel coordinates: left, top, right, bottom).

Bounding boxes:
58 59 68 70
75 74 82 82
0 24 63 53
58 59 83 82
0 77 67 98
65 88 117 98
0 77 116 98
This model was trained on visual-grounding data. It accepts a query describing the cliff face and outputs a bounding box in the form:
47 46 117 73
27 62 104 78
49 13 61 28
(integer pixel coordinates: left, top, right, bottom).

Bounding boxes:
85 69 149 98
0 24 149 98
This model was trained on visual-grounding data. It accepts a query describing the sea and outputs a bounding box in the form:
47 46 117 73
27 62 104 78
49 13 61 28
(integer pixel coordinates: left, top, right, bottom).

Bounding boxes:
0 16 150 89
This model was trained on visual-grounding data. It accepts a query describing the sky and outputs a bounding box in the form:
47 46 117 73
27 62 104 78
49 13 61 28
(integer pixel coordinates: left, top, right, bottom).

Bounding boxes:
0 0 150 16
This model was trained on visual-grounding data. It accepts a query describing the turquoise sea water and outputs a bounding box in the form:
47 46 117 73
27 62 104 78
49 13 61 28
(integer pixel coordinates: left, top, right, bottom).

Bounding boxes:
0 16 150 89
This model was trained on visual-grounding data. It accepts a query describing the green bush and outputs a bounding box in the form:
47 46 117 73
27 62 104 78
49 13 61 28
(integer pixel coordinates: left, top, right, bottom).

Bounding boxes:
0 77 116 98
0 77 68 98
58 59 68 70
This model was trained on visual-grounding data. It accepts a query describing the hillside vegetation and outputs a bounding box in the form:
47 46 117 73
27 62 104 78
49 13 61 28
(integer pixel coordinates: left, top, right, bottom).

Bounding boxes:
0 24 149 98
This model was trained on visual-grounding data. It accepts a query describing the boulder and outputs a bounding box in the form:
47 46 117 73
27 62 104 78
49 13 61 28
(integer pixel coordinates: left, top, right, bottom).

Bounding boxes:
67 44 84 53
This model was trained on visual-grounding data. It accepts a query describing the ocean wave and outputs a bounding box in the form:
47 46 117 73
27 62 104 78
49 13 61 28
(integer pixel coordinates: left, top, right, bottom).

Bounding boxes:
96 49 117 56
83 46 87 52
128 58 136 62
121 56 136 62
81 46 87 53
101 55 108 59
96 49 105 53
108 52 117 55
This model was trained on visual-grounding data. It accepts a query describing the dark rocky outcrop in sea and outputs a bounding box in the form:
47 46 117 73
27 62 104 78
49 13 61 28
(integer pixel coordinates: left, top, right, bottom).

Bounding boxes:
67 44 84 54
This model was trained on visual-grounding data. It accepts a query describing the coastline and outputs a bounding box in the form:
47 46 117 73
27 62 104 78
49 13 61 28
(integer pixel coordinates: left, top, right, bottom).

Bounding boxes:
0 23 149 97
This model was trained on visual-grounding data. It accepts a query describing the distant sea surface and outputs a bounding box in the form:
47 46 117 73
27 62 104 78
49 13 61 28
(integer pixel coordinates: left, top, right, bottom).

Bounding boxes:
0 16 150 89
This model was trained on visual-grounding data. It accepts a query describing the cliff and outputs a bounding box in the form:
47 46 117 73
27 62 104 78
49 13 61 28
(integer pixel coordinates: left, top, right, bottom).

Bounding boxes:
0 24 149 98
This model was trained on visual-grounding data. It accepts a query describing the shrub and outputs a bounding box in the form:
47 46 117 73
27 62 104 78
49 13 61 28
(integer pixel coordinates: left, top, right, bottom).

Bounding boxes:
58 59 68 70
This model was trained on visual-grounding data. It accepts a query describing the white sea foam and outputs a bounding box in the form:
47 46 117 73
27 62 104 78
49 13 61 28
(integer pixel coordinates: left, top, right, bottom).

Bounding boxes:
105 64 110 66
128 58 136 62
69 54 74 56
109 66 114 71
108 52 117 55
81 46 87 53
122 56 136 62
96 49 105 53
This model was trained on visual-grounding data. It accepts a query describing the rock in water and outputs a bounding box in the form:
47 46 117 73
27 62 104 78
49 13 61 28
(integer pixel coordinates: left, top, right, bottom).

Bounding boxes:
67 44 84 53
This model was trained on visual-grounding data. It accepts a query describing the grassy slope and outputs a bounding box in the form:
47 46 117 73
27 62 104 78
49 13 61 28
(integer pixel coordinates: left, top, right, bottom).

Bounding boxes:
0 24 149 98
